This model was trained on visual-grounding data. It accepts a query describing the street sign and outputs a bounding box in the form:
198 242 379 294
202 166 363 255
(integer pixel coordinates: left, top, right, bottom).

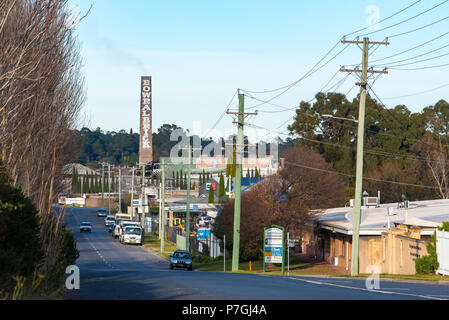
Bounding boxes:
263 225 285 273
206 183 217 191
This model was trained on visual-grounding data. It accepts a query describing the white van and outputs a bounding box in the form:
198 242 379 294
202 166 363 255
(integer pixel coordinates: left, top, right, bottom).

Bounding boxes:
121 226 143 245
113 218 131 238
118 221 140 241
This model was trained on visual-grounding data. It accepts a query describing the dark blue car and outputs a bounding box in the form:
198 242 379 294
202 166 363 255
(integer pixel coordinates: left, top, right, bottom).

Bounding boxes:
169 250 193 270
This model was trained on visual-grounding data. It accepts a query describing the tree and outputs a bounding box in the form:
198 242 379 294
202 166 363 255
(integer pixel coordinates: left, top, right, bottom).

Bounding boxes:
208 185 215 203
415 221 449 274
218 173 225 199
71 167 78 194
0 163 44 293
215 146 345 260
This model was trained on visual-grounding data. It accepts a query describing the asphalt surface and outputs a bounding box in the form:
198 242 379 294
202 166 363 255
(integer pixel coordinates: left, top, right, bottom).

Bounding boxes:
64 207 449 300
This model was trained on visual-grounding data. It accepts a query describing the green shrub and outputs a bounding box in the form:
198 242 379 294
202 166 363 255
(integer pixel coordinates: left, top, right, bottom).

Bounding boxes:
415 255 439 275
0 165 44 293
415 232 439 274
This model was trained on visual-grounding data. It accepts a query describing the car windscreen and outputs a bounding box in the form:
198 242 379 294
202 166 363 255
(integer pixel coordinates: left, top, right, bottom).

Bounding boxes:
173 252 191 259
125 228 141 235
81 223 91 226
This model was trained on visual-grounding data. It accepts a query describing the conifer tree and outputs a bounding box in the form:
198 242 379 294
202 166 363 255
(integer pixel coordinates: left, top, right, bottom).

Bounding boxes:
218 173 225 199
208 184 215 203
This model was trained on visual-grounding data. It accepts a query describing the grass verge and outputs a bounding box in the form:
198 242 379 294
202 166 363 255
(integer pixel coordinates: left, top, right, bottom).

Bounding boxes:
143 233 177 259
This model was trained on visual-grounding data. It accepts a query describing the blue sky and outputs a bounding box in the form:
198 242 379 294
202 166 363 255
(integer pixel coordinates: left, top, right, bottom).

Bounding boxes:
69 0 449 142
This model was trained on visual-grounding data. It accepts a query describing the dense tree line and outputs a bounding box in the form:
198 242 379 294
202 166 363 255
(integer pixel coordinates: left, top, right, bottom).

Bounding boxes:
74 124 281 169
288 91 449 203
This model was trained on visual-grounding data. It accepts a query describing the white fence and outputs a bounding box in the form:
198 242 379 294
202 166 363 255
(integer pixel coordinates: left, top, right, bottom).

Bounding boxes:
436 230 449 276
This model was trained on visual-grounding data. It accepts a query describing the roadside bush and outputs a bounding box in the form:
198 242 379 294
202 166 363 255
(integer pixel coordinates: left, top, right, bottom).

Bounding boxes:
41 226 79 293
0 164 44 293
415 232 439 275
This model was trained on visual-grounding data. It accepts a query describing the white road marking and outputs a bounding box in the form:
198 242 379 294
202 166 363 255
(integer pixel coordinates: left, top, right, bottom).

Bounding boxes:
286 277 446 300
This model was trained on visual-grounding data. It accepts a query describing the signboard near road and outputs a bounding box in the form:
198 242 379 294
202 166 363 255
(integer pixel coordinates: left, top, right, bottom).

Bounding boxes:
65 198 85 206
263 225 284 273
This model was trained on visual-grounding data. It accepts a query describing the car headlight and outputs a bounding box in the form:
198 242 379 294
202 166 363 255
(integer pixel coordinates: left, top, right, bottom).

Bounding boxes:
172 260 178 263
186 261 191 264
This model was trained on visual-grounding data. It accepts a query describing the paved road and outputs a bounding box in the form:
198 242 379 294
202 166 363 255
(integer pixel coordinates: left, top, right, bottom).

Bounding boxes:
64 207 449 300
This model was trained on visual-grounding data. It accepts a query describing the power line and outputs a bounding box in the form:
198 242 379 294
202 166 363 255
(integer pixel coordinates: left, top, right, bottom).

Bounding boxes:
246 123 432 163
373 43 449 67
245 70 354 114
344 0 423 37
202 90 237 140
388 14 449 38
241 39 343 94
360 0 449 37
382 51 449 68
284 160 438 190
241 42 351 109
383 82 449 99
370 30 449 64
389 62 449 71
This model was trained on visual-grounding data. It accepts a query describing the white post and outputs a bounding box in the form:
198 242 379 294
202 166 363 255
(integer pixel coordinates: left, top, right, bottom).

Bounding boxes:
158 182 162 239
224 234 226 272
287 232 290 276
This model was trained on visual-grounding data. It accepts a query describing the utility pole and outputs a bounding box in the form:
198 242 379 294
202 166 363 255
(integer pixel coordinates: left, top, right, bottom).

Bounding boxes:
340 37 389 276
118 167 121 213
227 90 257 271
130 166 135 220
101 163 105 209
108 164 111 214
158 181 162 239
160 158 166 253
185 145 192 252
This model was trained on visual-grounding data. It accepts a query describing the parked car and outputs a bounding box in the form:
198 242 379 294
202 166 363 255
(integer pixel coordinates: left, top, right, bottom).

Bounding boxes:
104 215 115 226
80 222 92 233
169 250 193 270
120 226 143 245
117 220 139 240
97 208 107 217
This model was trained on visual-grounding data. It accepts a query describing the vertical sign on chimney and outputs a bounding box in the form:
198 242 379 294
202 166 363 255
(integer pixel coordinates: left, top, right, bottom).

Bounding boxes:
139 76 153 165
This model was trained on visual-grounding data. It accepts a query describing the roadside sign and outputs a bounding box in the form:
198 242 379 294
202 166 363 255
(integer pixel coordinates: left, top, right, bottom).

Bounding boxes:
263 225 285 273
206 183 217 191
197 228 211 240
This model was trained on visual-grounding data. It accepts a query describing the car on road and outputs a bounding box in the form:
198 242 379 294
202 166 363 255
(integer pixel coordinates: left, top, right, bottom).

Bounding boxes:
97 208 107 217
169 250 193 270
120 226 143 245
113 218 131 238
80 222 92 233
104 215 115 226
117 220 140 240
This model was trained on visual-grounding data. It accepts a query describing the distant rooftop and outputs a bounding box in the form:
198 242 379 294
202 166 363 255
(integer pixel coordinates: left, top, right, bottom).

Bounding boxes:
63 163 97 175
316 198 449 236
